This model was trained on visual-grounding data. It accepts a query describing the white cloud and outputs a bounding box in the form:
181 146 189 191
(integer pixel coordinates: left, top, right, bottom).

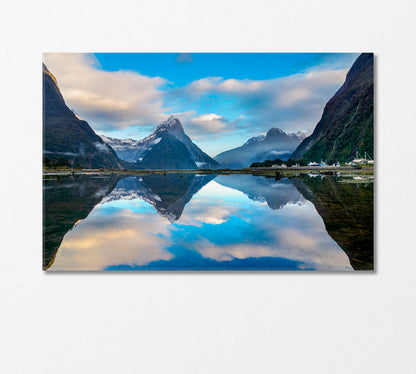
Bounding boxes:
181 68 349 135
275 69 348 107
43 53 351 142
187 77 263 95
43 53 169 131
188 113 228 134
94 142 111 153
277 87 311 107
220 78 264 93
187 77 221 93
186 69 347 103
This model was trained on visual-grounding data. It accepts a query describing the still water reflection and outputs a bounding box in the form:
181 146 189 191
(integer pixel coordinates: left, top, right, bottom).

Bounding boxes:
43 173 373 271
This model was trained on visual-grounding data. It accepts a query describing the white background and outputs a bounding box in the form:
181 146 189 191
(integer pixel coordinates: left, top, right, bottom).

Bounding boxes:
1 0 415 373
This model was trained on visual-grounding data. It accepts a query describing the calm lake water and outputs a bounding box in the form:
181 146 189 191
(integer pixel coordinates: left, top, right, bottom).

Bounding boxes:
43 173 373 271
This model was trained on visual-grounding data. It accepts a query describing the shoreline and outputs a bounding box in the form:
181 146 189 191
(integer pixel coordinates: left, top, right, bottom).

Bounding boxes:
43 166 374 178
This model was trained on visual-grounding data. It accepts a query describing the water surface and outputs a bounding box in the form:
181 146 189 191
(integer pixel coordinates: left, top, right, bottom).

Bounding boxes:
43 173 373 271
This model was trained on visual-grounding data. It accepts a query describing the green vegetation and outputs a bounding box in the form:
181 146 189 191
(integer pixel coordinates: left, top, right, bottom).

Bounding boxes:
251 158 307 167
43 165 374 180
43 156 84 169
291 53 374 164
300 94 373 164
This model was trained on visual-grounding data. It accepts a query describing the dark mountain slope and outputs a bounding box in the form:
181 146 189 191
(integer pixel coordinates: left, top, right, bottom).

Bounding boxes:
43 63 130 169
291 53 374 163
139 133 197 170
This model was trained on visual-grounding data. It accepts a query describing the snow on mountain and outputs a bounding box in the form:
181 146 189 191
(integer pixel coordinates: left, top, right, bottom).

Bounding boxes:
295 131 307 140
101 116 219 170
101 174 216 222
214 127 306 169
245 135 266 145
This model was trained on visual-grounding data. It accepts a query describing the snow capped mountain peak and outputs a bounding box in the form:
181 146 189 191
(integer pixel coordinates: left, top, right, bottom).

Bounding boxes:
165 115 176 123
100 116 219 169
245 135 266 145
265 128 306 141
156 116 184 132
295 130 307 140
266 127 285 138
100 134 143 151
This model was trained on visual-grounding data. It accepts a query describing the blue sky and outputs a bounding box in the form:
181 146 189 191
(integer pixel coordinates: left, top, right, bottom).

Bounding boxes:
94 53 355 84
43 53 359 156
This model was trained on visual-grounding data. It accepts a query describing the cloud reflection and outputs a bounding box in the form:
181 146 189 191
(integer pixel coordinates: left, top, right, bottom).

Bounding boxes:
50 176 353 271
181 200 353 271
50 206 173 271
174 181 352 270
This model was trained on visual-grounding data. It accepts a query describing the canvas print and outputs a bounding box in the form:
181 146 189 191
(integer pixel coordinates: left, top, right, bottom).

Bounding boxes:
43 53 374 271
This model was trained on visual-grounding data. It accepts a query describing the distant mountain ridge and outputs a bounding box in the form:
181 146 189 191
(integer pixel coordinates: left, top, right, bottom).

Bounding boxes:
43 63 133 170
290 53 374 163
102 116 220 170
214 128 306 169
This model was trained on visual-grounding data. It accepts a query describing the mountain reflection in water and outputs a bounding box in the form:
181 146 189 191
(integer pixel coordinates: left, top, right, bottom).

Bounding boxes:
291 175 373 270
102 174 216 222
43 173 372 271
215 174 305 210
43 174 123 269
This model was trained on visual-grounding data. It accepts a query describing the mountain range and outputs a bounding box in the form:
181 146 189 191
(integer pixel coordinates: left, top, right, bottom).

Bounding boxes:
43 52 373 170
290 53 374 163
43 63 218 170
214 128 306 169
102 116 220 170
